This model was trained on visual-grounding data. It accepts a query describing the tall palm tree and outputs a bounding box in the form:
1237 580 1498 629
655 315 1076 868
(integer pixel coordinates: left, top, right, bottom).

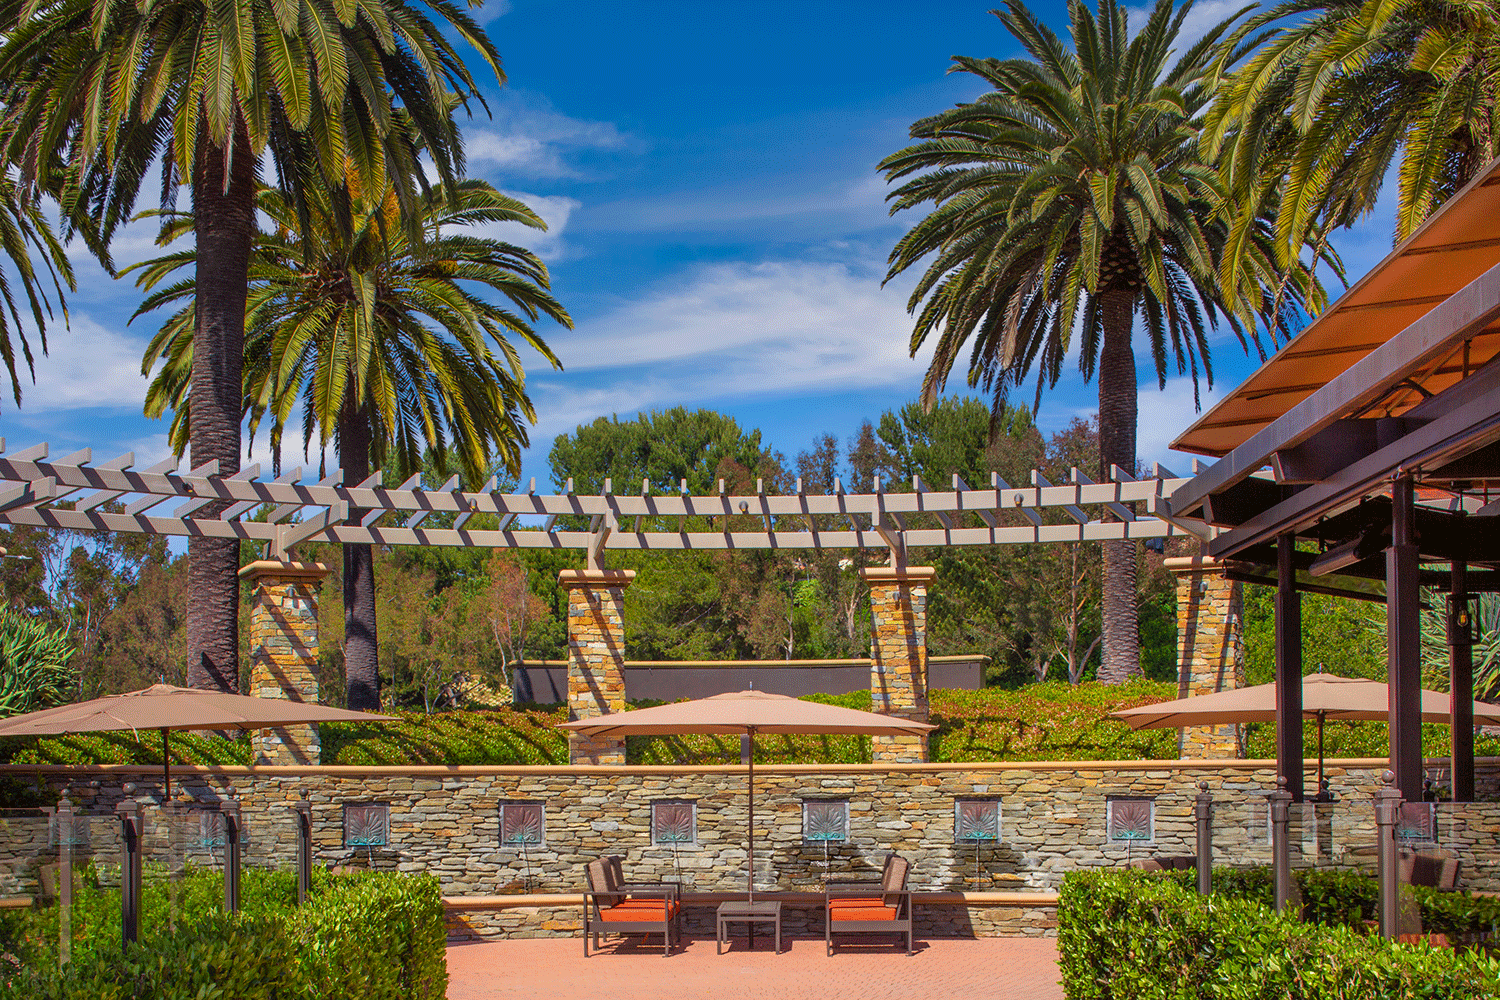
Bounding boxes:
0 172 72 408
879 0 1327 684
1205 0 1500 286
130 179 569 710
0 0 502 693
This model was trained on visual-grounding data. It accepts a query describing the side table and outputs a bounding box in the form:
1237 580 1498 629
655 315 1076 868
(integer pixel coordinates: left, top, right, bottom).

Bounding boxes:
716 900 782 954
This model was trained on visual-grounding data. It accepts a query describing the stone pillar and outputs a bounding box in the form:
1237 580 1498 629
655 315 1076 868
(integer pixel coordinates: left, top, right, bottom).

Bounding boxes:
1166 556 1244 759
239 560 330 766
860 566 936 764
559 568 635 765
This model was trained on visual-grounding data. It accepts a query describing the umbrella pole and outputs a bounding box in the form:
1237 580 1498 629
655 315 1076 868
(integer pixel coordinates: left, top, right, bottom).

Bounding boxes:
162 729 171 799
1317 713 1325 794
747 727 755 903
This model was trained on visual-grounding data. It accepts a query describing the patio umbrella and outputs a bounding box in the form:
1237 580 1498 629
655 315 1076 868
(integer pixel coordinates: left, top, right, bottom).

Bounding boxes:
558 689 936 900
1110 672 1500 790
0 683 396 795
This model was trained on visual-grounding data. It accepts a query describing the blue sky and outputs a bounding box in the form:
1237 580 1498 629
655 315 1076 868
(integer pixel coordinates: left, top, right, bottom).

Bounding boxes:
0 0 1402 490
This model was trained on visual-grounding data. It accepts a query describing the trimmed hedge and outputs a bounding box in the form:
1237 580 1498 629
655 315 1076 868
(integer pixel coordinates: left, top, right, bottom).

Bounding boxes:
0 866 446 1000
1058 870 1500 999
1153 867 1500 942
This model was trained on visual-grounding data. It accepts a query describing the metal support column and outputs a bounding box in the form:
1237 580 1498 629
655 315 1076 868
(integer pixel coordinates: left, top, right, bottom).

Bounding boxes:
221 800 241 913
1374 771 1402 939
1388 474 1423 800
116 799 143 950
1270 777 1293 913
293 799 313 905
57 794 73 966
1194 781 1213 896
1450 554 1475 802
1275 533 1305 802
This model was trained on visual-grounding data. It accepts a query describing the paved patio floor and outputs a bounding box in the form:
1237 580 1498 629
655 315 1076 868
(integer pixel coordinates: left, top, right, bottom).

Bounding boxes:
447 935 1064 999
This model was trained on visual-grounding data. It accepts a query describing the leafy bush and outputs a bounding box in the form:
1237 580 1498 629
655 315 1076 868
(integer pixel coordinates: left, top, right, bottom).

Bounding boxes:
1158 866 1500 941
0 607 75 718
0 865 446 1000
1059 870 1500 999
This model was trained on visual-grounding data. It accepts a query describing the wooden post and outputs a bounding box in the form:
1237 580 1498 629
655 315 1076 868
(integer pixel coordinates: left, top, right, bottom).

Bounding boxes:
1450 555 1475 802
1388 474 1423 800
1275 534 1305 802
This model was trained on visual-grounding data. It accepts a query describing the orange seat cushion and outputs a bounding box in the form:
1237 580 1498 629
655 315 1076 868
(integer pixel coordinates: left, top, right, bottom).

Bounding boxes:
831 905 898 921
598 901 679 922
828 897 884 909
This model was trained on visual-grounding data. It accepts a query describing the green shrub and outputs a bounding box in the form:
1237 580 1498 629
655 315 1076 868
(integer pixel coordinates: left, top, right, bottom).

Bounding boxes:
0 866 446 1000
1059 870 1500 999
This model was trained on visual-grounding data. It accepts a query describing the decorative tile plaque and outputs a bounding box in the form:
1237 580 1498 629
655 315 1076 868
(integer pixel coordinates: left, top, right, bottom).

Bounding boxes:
1396 802 1438 845
803 800 849 843
954 799 1001 843
1106 797 1154 844
343 802 390 848
651 801 695 846
500 801 546 848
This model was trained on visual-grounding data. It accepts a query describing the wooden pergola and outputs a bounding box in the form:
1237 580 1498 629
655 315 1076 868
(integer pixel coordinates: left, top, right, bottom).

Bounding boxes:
1169 155 1500 803
0 443 1208 566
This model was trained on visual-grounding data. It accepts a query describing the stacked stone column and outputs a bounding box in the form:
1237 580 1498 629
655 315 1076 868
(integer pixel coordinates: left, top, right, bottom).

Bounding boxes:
1166 556 1244 759
239 560 330 765
860 566 936 763
560 568 635 765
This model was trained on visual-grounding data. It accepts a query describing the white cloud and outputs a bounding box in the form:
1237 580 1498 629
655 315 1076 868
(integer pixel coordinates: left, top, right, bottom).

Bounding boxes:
527 257 925 441
473 0 510 22
464 94 629 180
13 313 151 411
586 174 891 235
1140 375 1224 471
460 190 581 262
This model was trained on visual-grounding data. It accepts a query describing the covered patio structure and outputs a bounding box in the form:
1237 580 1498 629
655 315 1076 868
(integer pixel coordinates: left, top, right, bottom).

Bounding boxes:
1168 155 1500 803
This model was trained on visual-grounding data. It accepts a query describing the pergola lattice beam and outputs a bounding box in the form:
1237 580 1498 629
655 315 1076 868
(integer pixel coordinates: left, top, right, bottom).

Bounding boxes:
0 442 1211 554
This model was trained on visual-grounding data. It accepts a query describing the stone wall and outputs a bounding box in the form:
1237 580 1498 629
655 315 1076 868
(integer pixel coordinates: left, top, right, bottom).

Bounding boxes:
6 756 1499 941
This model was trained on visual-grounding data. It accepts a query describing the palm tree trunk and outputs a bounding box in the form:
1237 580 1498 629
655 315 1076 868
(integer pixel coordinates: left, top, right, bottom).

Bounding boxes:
1097 288 1139 685
340 406 380 711
185 116 253 693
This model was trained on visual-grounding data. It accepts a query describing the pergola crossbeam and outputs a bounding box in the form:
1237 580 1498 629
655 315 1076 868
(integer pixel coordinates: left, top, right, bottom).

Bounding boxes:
0 441 1208 555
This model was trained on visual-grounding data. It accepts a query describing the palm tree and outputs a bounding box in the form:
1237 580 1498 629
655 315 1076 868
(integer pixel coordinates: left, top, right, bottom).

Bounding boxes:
1206 0 1500 283
879 0 1327 684
0 0 502 693
0 173 72 408
129 179 569 710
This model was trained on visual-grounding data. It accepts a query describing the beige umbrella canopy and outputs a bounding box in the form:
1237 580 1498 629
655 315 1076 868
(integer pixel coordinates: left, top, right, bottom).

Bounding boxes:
1110 672 1500 790
0 683 396 795
560 689 935 899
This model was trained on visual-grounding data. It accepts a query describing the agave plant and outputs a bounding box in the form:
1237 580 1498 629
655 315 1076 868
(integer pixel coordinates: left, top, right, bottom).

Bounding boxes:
1421 593 1500 700
0 607 76 717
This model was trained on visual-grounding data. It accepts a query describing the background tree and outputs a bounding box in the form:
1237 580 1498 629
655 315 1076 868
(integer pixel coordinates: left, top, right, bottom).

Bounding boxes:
0 606 75 716
133 180 569 709
880 0 1324 684
0 0 504 695
1207 0 1500 284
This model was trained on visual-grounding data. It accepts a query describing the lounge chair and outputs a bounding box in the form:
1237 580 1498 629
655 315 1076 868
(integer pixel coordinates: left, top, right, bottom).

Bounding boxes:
1400 848 1461 891
582 857 680 957
824 852 914 956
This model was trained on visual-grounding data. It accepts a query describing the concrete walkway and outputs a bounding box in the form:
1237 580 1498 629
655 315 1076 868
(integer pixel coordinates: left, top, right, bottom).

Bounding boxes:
447 936 1064 1000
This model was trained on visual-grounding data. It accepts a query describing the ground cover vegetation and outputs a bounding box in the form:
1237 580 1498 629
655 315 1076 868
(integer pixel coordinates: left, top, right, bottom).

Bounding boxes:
0 865 447 999
1058 870 1500 998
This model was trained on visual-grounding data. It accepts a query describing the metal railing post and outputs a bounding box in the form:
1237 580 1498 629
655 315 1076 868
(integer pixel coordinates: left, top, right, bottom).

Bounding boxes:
115 798 142 950
1194 781 1213 896
57 793 73 966
221 799 241 913
1374 770 1402 939
293 799 312 906
1270 776 1293 913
